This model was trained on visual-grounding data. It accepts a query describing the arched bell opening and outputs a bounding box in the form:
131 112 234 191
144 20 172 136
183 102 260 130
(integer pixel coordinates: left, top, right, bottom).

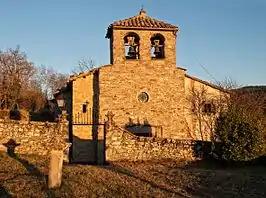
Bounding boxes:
151 33 165 59
124 32 140 60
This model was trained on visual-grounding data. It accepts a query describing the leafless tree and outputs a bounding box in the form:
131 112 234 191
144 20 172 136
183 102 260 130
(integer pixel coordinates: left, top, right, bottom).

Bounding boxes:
0 46 69 112
36 65 68 99
0 46 36 109
72 57 95 75
215 77 240 90
187 86 221 141
186 79 266 152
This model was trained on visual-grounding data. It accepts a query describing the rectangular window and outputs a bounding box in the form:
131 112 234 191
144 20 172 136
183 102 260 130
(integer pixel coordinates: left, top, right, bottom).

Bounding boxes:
203 103 215 114
82 104 87 113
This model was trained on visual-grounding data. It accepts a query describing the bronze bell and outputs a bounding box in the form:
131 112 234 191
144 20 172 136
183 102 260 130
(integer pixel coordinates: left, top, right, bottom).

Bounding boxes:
128 46 136 56
154 46 160 55
153 39 161 56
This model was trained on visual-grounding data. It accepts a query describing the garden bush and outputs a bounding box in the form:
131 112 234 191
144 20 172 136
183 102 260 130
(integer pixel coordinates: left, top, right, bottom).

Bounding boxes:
215 107 263 162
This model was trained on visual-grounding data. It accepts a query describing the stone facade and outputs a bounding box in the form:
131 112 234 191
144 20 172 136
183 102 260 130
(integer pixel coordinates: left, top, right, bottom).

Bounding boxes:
98 63 188 139
56 10 228 153
184 75 229 141
0 116 69 156
111 29 177 67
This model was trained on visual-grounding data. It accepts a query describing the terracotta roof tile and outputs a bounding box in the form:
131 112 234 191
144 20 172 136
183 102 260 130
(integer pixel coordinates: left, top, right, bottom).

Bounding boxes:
106 9 178 38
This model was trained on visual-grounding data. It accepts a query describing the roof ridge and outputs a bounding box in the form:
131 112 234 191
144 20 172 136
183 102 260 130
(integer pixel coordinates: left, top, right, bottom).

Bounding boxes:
112 14 176 26
106 10 178 38
68 64 113 82
185 74 230 93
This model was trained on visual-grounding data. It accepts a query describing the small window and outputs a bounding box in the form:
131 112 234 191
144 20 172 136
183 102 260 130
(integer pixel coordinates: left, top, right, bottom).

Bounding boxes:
203 103 215 114
138 92 149 103
82 104 87 113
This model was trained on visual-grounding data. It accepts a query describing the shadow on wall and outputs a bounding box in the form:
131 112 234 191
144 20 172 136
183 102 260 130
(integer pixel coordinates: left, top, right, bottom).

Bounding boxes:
92 70 100 145
68 70 106 164
30 100 56 122
125 118 152 137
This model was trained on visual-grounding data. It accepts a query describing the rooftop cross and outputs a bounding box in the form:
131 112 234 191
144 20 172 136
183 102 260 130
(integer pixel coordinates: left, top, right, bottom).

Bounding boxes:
139 5 147 16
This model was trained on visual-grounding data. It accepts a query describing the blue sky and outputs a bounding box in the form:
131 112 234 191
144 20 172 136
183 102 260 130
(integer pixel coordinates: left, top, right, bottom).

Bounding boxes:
0 0 265 86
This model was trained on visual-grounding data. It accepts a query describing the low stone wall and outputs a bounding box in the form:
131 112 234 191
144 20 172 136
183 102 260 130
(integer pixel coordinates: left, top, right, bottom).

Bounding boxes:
106 124 195 161
0 117 69 156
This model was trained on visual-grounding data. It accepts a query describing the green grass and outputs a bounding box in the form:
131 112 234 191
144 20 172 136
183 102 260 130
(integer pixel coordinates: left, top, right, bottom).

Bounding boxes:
1 153 266 198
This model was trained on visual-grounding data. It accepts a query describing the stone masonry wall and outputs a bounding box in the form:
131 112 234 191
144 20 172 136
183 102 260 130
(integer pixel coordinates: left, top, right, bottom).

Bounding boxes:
112 29 177 67
99 61 188 139
0 116 69 156
105 113 195 161
98 27 189 139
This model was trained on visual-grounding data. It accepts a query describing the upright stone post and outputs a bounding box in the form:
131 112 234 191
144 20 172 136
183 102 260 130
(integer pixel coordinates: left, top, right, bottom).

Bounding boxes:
48 150 64 189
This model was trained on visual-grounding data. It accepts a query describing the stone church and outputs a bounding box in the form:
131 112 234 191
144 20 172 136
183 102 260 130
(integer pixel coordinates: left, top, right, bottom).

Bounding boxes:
55 9 226 162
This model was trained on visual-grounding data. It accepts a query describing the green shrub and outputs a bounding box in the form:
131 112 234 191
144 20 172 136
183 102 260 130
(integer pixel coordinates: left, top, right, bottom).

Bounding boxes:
215 108 263 162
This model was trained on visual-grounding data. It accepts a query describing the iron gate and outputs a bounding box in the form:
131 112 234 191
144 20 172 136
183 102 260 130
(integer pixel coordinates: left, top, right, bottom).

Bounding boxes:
69 112 106 165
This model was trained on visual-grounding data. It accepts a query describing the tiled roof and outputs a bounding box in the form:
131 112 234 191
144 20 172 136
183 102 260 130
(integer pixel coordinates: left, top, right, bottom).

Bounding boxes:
106 9 178 38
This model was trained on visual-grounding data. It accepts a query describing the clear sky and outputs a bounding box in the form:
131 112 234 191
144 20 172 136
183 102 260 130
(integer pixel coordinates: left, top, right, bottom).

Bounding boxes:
1 0 265 86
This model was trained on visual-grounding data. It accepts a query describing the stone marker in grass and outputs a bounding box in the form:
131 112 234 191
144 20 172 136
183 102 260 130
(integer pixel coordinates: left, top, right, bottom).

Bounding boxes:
48 150 63 189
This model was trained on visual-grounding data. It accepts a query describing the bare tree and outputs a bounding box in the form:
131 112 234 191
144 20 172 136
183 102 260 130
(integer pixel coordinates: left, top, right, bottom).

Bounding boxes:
186 78 266 159
186 86 223 141
0 46 70 114
0 46 36 109
36 65 68 99
72 57 95 75
215 77 240 90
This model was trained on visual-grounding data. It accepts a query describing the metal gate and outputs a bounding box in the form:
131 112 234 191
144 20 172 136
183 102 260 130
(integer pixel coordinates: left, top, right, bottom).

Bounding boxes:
69 112 106 165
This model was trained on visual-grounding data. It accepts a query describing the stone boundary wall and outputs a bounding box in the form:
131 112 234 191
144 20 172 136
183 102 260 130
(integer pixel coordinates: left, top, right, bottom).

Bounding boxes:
106 124 195 162
0 116 69 156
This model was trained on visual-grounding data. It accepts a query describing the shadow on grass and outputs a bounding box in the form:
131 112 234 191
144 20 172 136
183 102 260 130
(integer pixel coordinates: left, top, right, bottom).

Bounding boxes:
0 185 12 198
102 162 190 198
3 139 56 198
180 156 266 198
103 157 266 198
4 139 44 180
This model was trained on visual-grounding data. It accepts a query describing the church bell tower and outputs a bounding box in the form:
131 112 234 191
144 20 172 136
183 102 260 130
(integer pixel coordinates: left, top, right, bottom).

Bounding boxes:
106 9 179 68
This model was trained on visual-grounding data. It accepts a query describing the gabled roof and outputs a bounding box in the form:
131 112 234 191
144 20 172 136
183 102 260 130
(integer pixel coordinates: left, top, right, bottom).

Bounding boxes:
185 74 230 93
54 64 230 97
106 9 178 38
68 64 112 82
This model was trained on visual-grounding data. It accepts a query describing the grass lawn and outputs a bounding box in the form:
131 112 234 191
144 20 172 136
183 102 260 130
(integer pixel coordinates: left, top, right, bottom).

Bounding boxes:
0 153 266 198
